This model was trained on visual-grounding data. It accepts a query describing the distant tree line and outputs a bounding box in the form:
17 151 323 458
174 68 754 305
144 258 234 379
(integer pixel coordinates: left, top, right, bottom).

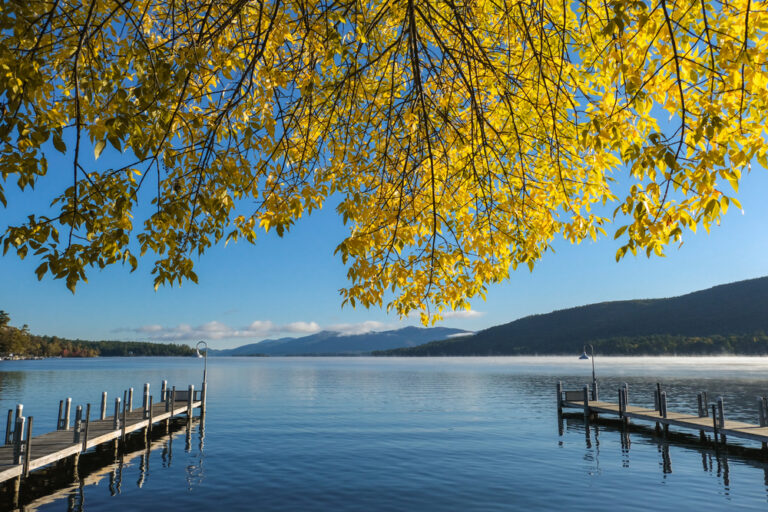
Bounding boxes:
376 332 768 356
0 311 194 358
587 333 768 356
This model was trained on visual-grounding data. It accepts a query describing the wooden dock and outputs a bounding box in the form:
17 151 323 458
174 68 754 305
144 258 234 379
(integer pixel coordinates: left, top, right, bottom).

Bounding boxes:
0 380 206 495
558 381 768 447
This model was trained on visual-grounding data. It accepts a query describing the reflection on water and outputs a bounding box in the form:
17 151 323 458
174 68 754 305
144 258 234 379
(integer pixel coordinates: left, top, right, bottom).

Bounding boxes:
2 417 205 512
558 411 768 500
3 356 768 511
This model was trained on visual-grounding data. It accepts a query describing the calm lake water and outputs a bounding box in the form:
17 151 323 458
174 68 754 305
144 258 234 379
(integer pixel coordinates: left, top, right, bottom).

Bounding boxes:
2 356 768 511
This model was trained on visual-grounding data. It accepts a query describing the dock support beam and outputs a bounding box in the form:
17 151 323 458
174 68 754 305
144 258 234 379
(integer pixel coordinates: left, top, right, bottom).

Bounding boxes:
583 385 590 420
556 382 563 414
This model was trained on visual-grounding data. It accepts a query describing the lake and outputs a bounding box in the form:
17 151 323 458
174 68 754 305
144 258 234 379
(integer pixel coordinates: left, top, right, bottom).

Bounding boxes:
2 356 768 511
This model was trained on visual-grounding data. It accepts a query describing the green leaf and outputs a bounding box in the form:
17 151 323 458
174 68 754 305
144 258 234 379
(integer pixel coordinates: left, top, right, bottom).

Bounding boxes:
94 140 107 160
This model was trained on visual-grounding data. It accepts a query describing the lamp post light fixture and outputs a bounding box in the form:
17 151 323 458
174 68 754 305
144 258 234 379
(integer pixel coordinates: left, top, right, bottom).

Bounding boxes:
580 344 597 401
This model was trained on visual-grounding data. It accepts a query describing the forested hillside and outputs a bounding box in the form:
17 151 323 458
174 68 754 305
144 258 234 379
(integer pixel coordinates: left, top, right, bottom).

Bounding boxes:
379 277 768 356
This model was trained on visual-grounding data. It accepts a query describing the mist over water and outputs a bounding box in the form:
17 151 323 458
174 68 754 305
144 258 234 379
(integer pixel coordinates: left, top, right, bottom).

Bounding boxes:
2 356 768 511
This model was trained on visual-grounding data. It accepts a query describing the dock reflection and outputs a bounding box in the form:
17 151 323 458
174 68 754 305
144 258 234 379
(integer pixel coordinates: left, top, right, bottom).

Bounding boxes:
558 412 768 497
2 416 205 511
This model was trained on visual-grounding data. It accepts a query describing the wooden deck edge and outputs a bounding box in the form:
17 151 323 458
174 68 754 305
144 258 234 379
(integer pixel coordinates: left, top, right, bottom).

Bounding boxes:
0 464 22 482
0 401 202 483
562 399 768 444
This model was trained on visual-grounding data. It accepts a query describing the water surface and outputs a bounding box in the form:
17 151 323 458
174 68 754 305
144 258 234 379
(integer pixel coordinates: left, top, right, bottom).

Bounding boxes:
2 356 768 511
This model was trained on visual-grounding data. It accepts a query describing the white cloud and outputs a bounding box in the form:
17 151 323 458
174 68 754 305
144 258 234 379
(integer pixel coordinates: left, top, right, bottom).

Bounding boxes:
326 320 392 336
442 310 485 319
117 319 395 342
284 321 321 333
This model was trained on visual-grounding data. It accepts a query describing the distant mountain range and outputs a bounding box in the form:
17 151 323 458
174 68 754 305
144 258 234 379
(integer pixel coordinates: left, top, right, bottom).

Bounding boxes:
210 326 470 356
378 276 768 356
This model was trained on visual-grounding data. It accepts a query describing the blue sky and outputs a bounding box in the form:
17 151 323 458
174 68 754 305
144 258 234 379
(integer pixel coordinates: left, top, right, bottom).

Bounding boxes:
1 145 767 348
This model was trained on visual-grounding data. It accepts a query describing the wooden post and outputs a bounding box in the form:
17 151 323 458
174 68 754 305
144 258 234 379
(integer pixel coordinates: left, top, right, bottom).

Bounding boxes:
698 393 705 417
82 404 91 451
763 397 768 427
121 397 127 444
64 398 71 431
556 381 563 414
170 386 176 413
717 397 725 429
57 400 64 430
147 396 154 441
143 383 150 418
660 391 667 418
712 404 719 443
113 397 121 430
128 387 134 412
759 396 766 427
5 409 12 445
23 416 32 477
161 380 167 402
187 384 194 419
13 415 25 464
702 392 709 415
583 385 590 420
618 387 625 417
73 405 83 443
100 392 108 420
654 386 660 411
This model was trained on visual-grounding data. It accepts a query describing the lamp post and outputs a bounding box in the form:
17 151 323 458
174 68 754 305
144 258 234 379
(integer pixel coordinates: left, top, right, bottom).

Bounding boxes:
580 344 597 401
195 340 208 415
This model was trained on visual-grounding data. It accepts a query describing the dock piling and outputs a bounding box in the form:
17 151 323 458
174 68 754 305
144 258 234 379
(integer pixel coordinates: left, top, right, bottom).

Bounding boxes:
161 380 167 402
113 397 121 430
128 388 134 412
618 387 625 417
100 392 108 420
12 415 25 464
63 398 71 431
146 396 154 441
582 385 590 420
556 382 563 414
5 409 13 445
73 405 83 443
759 396 767 427
143 383 150 418
121 398 128 444
660 391 668 419
83 404 91 451
187 385 194 419
57 400 63 430
23 416 32 477
717 397 725 429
